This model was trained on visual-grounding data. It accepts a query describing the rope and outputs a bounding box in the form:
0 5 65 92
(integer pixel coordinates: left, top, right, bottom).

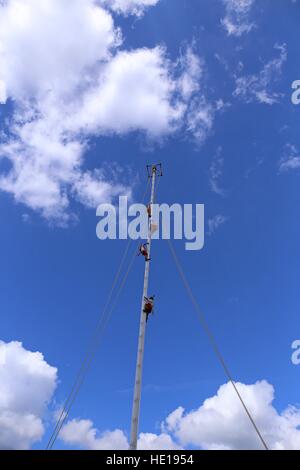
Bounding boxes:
46 239 132 449
46 180 151 450
47 243 139 449
167 240 269 451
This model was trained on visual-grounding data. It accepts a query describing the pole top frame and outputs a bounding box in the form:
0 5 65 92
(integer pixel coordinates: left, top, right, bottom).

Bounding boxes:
146 163 163 178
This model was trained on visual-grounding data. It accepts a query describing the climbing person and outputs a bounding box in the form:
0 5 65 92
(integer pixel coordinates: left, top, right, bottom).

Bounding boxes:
143 296 155 322
147 204 152 219
138 243 150 261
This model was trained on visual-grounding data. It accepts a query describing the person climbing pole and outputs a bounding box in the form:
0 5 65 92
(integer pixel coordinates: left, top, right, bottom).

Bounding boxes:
143 296 155 322
138 243 150 261
147 204 152 219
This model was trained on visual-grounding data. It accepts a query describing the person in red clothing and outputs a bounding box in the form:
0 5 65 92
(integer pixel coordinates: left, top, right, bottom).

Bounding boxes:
139 243 150 261
143 296 155 322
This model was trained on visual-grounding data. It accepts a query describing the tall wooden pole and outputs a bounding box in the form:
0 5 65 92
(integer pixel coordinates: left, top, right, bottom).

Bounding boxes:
129 165 157 451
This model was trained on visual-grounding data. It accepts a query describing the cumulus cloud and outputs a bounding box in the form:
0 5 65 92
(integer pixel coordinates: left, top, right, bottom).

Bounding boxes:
100 0 159 17
0 1 211 222
60 419 128 450
234 44 287 105
73 169 131 209
138 432 181 450
69 47 185 137
2 365 300 450
0 80 6 104
0 0 119 100
0 340 57 450
59 419 180 450
164 381 300 450
279 144 300 172
221 0 255 37
59 381 300 450
0 0 125 222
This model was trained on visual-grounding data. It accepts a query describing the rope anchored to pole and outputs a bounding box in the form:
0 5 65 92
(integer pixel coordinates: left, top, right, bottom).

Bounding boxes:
46 180 151 450
167 239 269 451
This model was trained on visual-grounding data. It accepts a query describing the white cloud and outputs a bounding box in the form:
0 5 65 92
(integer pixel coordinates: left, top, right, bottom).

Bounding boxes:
2 362 300 450
0 340 57 450
0 80 6 104
0 0 119 101
221 0 255 37
178 48 216 145
0 121 81 222
60 419 128 450
0 0 125 222
69 47 185 137
164 381 300 450
279 144 300 172
0 1 211 222
138 432 181 450
177 47 203 101
208 214 228 235
100 0 159 17
73 169 131 209
186 97 215 145
59 380 300 450
234 44 287 105
60 419 180 450
209 146 225 196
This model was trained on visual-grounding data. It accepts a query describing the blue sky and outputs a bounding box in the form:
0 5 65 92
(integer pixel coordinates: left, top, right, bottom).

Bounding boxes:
0 0 300 451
